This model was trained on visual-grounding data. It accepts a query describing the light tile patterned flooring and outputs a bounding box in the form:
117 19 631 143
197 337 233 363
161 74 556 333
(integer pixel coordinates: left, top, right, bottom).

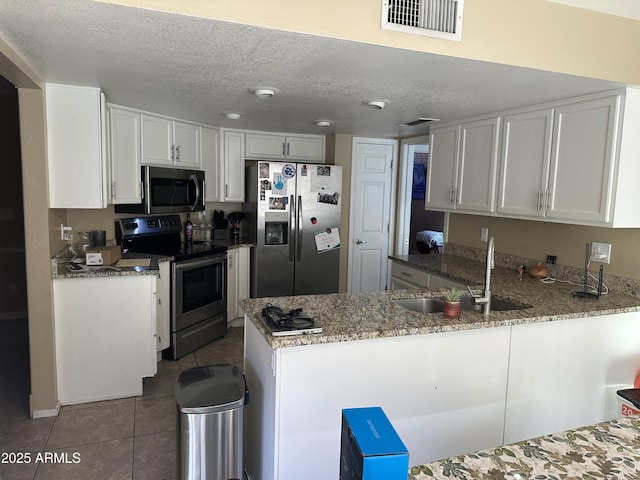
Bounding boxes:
0 320 244 480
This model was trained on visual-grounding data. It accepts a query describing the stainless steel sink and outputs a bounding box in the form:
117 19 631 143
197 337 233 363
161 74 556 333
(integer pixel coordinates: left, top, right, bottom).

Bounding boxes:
394 295 529 314
394 297 445 313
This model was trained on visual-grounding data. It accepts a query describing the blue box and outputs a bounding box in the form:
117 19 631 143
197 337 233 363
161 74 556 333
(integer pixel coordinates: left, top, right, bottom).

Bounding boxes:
340 407 409 480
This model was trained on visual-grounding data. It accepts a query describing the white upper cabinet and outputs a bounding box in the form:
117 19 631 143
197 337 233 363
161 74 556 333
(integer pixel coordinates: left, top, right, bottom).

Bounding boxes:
223 129 245 202
173 120 200 169
108 106 142 204
141 114 201 169
426 116 499 214
497 107 554 219
46 84 107 209
425 124 459 211
201 126 221 202
457 117 500 213
497 90 640 227
245 132 325 163
546 95 618 224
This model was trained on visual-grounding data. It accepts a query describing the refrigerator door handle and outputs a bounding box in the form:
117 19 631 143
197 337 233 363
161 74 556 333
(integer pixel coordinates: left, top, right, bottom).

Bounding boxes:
296 195 303 262
289 195 295 262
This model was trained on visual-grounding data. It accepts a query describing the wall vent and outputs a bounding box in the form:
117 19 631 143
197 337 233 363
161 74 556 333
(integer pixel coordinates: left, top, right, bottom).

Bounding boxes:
382 0 463 41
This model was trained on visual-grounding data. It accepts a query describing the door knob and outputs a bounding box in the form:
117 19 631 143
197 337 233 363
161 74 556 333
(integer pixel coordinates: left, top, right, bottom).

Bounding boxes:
355 239 367 245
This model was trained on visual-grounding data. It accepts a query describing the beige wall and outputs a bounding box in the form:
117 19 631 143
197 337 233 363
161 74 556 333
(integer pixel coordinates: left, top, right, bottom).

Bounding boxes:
448 214 640 279
100 0 640 84
331 134 354 292
19 88 61 415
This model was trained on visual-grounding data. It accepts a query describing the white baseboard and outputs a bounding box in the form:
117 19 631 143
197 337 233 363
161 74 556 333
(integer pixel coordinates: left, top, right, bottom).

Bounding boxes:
229 317 244 328
31 400 61 418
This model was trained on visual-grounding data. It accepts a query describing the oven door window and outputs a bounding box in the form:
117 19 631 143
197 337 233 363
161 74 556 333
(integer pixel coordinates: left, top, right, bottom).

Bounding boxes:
181 262 223 313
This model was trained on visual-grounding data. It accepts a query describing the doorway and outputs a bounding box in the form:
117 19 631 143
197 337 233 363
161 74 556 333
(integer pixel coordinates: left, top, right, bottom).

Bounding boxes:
395 135 445 256
0 75 30 416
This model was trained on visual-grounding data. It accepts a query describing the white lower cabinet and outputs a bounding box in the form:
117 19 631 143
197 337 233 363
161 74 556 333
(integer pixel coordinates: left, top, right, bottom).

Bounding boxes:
53 275 157 404
227 246 250 322
390 261 466 290
504 313 640 443
244 318 511 479
244 310 640 478
156 261 170 353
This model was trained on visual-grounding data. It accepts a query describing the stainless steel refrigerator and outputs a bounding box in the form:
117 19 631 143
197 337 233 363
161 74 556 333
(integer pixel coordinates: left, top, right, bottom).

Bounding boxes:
245 161 342 297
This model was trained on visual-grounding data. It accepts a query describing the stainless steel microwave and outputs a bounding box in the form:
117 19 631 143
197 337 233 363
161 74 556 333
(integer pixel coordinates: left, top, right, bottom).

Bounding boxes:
115 166 205 214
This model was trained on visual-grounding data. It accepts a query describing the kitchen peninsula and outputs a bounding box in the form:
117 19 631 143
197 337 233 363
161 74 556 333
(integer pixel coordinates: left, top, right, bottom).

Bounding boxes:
240 252 640 480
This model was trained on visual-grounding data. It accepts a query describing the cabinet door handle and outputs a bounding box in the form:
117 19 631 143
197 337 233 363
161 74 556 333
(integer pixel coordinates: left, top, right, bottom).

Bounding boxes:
171 145 175 161
283 143 286 156
545 190 551 212
537 190 543 211
225 184 229 198
286 143 290 156
175 145 180 161
450 189 455 205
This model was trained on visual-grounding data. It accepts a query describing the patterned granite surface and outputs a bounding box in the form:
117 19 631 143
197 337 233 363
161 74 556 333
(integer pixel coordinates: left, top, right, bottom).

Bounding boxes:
240 252 640 349
51 241 253 279
410 415 640 479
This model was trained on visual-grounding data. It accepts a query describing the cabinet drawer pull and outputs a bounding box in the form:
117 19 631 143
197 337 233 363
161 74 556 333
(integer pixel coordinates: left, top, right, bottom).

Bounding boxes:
400 271 412 277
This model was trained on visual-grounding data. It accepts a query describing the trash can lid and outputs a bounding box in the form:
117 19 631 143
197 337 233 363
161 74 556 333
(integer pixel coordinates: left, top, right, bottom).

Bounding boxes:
176 364 246 414
617 388 640 409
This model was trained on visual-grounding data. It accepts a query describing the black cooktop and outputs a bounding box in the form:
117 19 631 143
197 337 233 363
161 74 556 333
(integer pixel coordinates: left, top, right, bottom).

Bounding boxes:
116 215 227 261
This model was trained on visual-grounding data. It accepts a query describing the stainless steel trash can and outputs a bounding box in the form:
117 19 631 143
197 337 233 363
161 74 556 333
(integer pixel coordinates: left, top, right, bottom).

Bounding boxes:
176 364 249 480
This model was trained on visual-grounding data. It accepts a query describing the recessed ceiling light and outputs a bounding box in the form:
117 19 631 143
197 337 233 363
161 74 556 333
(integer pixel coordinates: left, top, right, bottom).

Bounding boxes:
225 113 242 120
315 119 332 127
366 100 387 110
253 87 279 99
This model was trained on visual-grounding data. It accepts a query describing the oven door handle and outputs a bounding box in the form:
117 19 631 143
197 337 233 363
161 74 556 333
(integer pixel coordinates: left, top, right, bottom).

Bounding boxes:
173 253 226 272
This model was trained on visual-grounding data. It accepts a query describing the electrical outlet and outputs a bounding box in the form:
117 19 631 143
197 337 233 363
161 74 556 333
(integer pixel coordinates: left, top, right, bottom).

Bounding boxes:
480 228 488 242
591 242 612 264
546 255 557 265
60 223 73 241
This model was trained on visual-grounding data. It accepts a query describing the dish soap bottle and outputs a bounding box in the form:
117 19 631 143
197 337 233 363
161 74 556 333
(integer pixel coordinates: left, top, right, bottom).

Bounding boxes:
185 213 193 243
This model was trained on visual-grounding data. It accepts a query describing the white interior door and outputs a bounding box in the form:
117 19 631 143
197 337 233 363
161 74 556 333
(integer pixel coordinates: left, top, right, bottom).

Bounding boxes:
348 138 396 292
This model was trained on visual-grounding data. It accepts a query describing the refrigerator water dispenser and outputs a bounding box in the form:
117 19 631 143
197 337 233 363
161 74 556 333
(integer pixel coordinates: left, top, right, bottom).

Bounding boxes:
265 212 288 245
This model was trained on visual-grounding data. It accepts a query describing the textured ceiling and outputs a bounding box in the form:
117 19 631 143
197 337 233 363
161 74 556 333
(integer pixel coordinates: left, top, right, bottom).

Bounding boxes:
0 0 628 137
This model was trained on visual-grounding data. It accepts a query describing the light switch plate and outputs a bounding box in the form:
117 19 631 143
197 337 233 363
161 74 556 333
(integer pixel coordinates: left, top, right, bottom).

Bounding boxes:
591 242 612 264
480 228 489 242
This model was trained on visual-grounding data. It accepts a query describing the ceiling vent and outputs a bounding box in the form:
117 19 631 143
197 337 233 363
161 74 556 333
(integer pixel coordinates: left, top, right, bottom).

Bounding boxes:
382 0 463 41
401 117 440 127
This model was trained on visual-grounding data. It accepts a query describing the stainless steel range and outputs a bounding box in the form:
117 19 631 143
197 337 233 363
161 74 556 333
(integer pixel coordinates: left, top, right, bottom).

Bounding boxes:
116 215 228 359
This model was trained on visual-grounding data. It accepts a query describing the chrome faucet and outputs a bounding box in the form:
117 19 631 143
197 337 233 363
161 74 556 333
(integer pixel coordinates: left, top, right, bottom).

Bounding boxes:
474 236 494 315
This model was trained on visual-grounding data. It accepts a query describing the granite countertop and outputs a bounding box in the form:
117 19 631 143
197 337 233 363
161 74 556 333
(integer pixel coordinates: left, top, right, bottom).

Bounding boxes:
239 253 640 349
409 415 640 479
51 252 169 279
51 240 253 279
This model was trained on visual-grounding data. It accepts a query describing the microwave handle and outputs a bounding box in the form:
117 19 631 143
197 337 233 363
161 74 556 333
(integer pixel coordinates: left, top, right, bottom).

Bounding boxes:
187 173 201 211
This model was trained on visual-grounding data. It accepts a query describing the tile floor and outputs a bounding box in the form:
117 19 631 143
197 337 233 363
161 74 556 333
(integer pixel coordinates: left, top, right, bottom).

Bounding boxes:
0 319 244 480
